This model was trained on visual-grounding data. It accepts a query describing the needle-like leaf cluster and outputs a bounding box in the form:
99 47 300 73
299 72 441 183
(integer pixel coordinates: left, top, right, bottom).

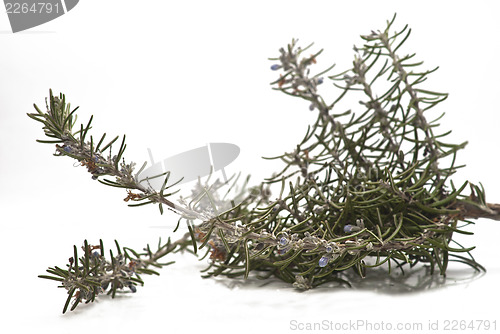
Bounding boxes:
31 15 497 313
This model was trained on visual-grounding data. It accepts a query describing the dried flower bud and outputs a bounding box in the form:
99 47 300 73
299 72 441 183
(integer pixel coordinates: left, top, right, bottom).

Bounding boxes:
279 237 288 246
344 224 361 233
318 256 329 267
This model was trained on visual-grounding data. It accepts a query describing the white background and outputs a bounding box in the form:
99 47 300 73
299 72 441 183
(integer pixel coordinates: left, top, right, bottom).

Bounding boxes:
1 1 500 333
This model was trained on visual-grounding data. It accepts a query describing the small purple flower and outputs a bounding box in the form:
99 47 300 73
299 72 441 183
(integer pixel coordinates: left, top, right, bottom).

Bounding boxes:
129 284 137 293
344 224 353 233
63 145 72 153
270 64 281 71
279 237 289 246
318 256 329 267
317 77 324 85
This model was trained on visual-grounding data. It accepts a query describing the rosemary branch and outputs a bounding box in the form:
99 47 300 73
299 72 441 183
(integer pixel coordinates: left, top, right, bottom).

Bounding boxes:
32 14 498 313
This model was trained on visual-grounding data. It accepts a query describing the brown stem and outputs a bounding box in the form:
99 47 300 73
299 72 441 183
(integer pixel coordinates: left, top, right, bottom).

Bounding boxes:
455 201 500 221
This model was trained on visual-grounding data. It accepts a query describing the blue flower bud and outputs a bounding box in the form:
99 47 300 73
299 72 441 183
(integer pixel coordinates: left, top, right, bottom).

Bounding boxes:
129 284 137 293
344 224 353 233
270 64 281 71
63 145 72 153
325 245 333 253
279 237 289 246
318 256 329 267
317 77 324 85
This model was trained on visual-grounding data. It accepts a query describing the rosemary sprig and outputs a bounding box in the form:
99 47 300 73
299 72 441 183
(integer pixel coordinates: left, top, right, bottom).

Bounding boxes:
38 237 189 313
31 14 499 313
